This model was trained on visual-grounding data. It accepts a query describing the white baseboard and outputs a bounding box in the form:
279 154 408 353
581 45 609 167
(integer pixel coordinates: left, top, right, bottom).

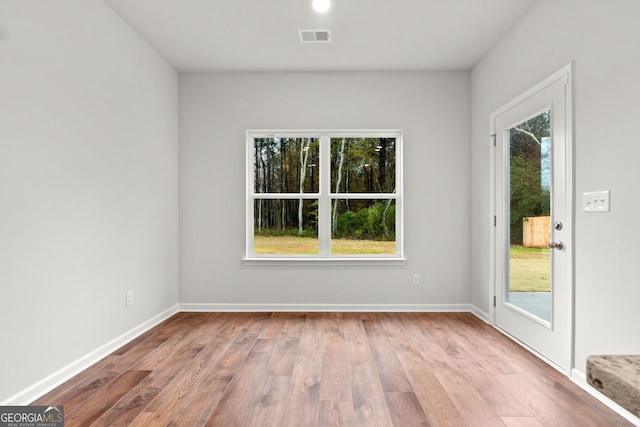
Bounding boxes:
571 368 640 426
178 302 474 312
1 304 179 406
469 305 490 323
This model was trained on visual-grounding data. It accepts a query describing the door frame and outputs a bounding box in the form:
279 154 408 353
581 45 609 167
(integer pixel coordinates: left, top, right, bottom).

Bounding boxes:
489 63 574 373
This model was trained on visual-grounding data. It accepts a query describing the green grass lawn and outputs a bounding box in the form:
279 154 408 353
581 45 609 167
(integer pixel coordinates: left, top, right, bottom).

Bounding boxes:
510 246 551 292
254 235 395 255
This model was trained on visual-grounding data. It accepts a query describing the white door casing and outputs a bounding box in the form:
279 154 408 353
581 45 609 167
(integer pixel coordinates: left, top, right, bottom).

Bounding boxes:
490 64 574 372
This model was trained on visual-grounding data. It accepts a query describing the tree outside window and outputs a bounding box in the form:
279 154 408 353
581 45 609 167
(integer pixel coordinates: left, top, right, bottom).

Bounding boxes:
246 131 403 259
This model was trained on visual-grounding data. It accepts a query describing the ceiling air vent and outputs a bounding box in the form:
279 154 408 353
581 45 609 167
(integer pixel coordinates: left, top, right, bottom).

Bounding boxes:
299 29 331 43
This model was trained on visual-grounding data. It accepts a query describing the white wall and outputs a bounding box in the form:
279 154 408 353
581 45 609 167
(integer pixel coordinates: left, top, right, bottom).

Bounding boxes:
179 72 471 308
0 0 179 402
470 0 640 376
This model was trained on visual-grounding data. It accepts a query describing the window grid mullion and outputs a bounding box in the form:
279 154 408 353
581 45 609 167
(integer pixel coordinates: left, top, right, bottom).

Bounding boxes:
252 193 320 199
329 193 398 199
318 135 331 255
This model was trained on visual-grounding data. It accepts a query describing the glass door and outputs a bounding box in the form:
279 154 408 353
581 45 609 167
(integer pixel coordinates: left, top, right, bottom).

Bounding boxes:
507 111 552 324
492 64 573 371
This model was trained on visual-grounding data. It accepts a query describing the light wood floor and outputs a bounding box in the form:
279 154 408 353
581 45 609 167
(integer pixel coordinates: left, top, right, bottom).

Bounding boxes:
33 312 632 426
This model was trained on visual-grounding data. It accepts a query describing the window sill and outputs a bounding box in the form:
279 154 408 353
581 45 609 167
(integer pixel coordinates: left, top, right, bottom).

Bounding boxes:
242 257 408 266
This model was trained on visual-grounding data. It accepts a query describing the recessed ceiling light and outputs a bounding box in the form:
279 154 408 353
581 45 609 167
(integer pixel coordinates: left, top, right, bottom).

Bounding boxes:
312 0 331 13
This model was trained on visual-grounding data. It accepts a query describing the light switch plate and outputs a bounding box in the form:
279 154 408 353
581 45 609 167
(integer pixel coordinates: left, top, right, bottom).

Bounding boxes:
583 191 610 212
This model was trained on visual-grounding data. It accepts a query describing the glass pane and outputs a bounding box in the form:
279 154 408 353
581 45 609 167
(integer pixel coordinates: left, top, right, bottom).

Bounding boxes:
330 138 396 193
507 110 551 323
254 137 319 193
254 199 318 254
331 199 396 255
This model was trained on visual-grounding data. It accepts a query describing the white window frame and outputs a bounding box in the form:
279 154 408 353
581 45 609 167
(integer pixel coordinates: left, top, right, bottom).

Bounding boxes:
243 129 405 265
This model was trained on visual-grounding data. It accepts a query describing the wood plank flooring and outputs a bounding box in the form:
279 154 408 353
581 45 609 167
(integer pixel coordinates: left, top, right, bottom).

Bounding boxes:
33 312 633 426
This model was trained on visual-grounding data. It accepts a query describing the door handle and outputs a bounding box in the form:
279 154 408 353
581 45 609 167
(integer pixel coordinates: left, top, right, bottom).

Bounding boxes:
548 240 564 250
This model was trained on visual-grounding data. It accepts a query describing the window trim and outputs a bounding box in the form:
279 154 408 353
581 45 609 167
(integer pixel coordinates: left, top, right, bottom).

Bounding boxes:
244 129 405 264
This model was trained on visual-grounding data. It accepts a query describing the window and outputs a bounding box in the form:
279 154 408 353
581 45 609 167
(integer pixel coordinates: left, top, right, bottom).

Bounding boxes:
245 130 404 263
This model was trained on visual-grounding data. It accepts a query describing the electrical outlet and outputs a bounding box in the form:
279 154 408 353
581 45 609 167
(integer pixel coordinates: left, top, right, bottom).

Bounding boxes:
411 273 420 286
126 290 134 307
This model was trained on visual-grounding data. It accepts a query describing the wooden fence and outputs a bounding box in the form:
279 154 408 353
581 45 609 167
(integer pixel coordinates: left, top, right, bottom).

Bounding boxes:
522 216 550 248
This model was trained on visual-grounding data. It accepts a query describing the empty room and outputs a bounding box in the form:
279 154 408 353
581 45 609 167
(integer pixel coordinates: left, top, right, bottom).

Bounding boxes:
1 0 639 425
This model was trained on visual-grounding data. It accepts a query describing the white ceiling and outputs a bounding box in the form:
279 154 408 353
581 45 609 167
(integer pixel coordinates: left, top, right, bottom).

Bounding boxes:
103 0 537 72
